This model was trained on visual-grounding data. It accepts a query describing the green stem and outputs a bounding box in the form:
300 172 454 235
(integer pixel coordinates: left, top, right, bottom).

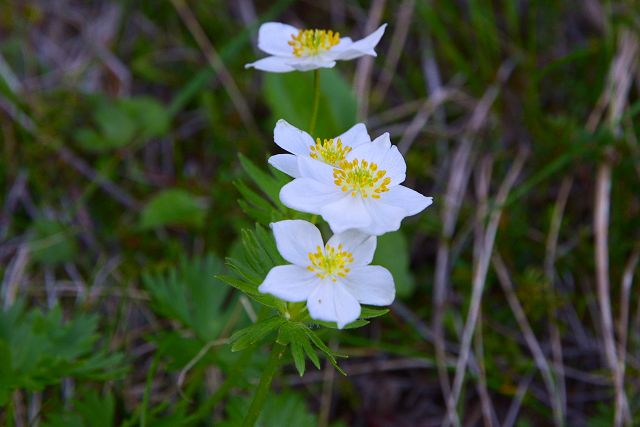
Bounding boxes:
240 343 287 427
308 69 321 135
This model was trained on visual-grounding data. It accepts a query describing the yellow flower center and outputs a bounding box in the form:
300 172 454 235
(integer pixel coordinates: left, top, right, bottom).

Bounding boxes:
307 244 353 282
309 138 351 167
288 29 340 57
333 159 391 199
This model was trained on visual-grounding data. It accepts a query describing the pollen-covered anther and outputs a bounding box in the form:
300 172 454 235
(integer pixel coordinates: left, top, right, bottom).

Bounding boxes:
332 159 391 199
309 137 351 166
307 244 354 281
288 29 341 57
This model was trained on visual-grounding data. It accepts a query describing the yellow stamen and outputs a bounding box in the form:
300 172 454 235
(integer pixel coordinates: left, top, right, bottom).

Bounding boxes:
307 244 354 282
333 159 391 199
309 138 351 166
288 29 340 57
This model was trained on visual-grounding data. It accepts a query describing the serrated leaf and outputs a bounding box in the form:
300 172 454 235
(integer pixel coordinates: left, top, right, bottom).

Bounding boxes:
238 154 286 206
300 324 346 375
143 254 232 341
230 317 285 352
139 188 207 229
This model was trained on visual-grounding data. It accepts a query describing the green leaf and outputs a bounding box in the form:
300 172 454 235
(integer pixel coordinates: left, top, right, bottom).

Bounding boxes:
0 301 126 399
277 322 320 376
94 102 137 148
29 219 78 265
300 324 346 375
143 254 232 341
139 188 207 229
229 317 285 352
360 307 390 319
263 68 357 138
373 231 416 297
238 154 288 207
119 96 170 138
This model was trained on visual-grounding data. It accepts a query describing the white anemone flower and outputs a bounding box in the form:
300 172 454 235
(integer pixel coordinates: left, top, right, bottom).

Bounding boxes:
245 22 387 73
258 220 395 329
269 119 371 178
279 133 433 236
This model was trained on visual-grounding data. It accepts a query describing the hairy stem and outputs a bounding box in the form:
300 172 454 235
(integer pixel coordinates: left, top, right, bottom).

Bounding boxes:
240 342 287 427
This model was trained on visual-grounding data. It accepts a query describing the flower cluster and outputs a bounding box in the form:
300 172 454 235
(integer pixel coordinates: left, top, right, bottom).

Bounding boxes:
247 22 433 328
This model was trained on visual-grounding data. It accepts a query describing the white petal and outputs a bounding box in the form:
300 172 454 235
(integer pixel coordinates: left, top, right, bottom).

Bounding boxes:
287 55 336 71
332 24 387 60
258 265 318 302
268 154 300 178
257 22 299 56
307 282 361 329
297 156 335 183
336 123 371 148
245 56 295 73
327 230 376 266
274 119 314 156
271 220 324 266
344 266 395 306
348 133 406 185
280 178 343 214
359 200 406 235
320 196 372 234
381 185 433 216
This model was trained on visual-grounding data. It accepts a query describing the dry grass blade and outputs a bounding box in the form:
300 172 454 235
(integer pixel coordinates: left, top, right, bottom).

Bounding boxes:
171 0 259 136
354 0 385 120
444 147 528 426
594 28 638 427
434 61 514 427
493 253 564 426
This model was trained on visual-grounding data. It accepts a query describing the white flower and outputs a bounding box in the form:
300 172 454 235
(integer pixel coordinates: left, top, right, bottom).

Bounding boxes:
245 22 387 73
269 119 371 178
279 133 433 236
258 220 395 329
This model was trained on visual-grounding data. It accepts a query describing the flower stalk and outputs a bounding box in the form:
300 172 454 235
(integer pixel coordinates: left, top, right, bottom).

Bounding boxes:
240 342 287 427
309 69 321 135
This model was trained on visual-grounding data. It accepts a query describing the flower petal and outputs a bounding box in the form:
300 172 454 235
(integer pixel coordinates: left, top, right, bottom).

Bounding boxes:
287 56 336 72
274 119 314 156
297 155 335 183
271 220 324 266
332 24 387 60
257 22 299 56
320 196 372 234
344 265 395 306
258 265 318 302
245 56 295 73
280 178 343 214
336 123 371 148
268 154 300 177
359 199 406 235
307 282 361 329
327 230 376 266
347 132 406 185
381 185 433 216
